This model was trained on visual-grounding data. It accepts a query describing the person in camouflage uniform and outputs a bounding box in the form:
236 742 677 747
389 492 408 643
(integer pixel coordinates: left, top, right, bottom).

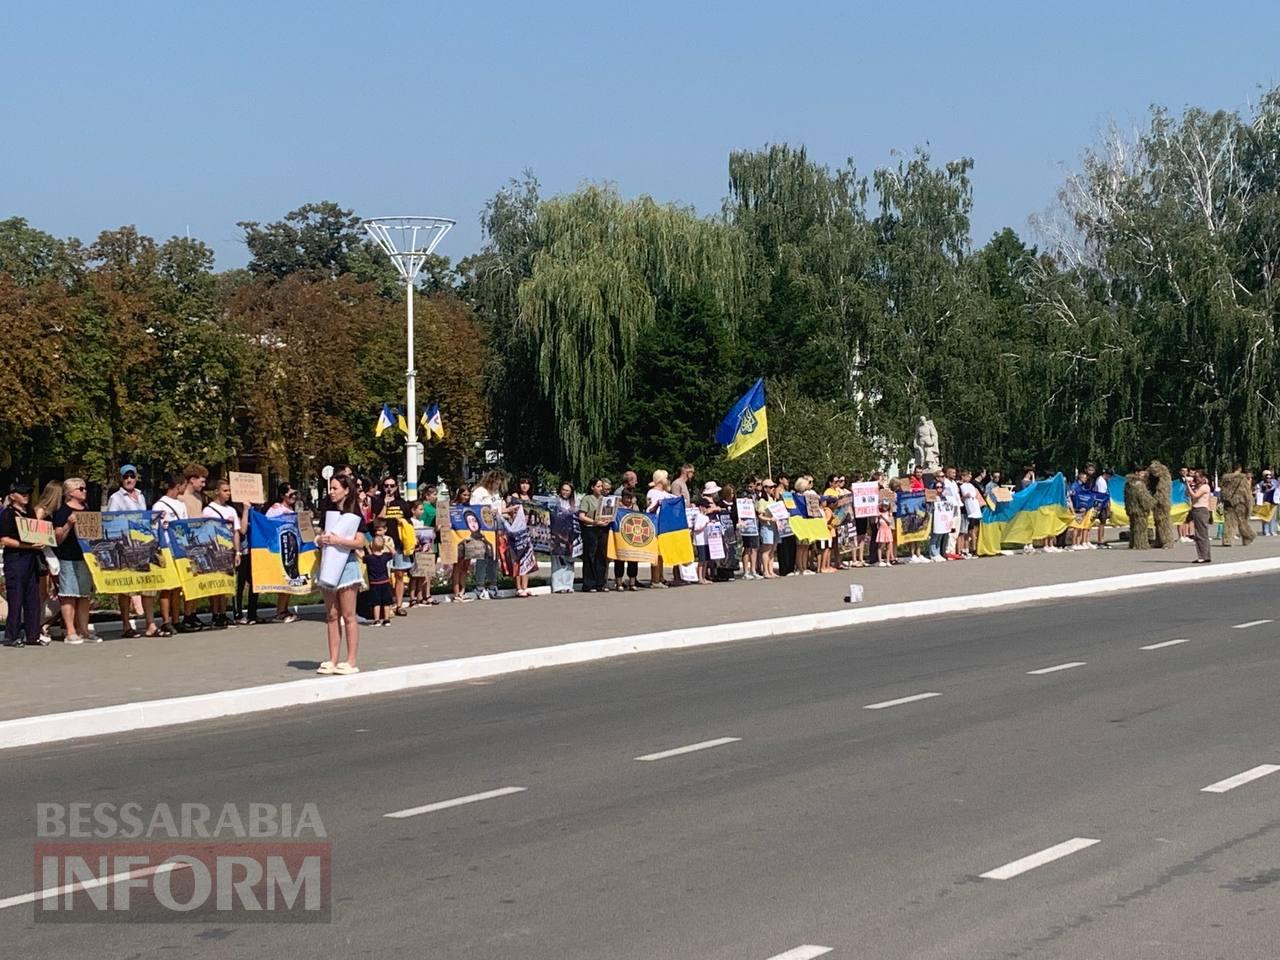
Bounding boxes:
1219 465 1255 547
1124 469 1155 549
1147 460 1177 548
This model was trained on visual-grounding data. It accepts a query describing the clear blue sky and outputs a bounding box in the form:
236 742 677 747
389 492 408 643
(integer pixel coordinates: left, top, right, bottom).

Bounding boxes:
3 0 1276 269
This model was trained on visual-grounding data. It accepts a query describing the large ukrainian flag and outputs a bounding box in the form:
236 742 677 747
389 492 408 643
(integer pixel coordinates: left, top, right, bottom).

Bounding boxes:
715 379 767 460
1105 476 1191 527
978 473 1075 556
654 497 695 566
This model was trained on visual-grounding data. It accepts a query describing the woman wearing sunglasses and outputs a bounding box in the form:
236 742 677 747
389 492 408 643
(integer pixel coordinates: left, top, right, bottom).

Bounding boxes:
371 476 413 615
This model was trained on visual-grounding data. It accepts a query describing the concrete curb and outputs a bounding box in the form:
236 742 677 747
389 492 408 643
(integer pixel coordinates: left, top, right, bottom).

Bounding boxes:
3 556 1277 751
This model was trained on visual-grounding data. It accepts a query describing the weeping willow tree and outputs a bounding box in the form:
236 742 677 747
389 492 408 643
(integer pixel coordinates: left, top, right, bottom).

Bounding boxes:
518 185 745 477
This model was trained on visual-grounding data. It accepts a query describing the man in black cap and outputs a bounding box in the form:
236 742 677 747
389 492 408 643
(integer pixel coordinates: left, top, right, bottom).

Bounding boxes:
0 482 46 647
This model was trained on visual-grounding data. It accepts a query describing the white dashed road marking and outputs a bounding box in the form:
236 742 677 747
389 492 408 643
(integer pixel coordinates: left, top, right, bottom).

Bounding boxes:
1201 765 1280 794
764 947 833 960
635 737 742 762
1027 661 1086 675
0 861 188 910
980 837 1101 880
384 786 527 818
1232 619 1273 629
863 692 941 710
1140 638 1190 650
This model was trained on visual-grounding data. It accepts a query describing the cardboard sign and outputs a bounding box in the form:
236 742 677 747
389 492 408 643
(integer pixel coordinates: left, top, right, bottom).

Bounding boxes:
17 517 56 547
74 511 102 541
992 486 1014 503
925 489 939 502
229 471 266 505
296 510 317 544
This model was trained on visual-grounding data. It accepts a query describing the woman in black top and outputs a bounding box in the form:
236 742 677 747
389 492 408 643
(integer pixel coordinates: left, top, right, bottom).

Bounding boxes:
371 476 412 616
1 482 45 647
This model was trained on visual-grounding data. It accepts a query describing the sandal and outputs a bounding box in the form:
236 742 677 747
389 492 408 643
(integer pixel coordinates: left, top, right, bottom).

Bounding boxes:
157 623 175 637
316 661 336 675
394 608 408 617
121 627 140 639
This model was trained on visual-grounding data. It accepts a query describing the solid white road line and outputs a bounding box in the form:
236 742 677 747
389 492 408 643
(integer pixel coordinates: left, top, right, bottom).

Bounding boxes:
1201 764 1280 794
384 786 527 818
634 737 742 762
863 692 941 710
1026 661 1086 675
1140 638 1191 650
980 837 1100 880
0 861 187 911
1232 619 1273 629
764 947 833 960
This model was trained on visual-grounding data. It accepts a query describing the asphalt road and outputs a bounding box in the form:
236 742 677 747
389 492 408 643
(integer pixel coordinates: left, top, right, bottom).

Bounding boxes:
2 574 1280 958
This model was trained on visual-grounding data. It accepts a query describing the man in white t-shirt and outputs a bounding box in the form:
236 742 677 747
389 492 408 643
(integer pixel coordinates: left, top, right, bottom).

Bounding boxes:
959 470 983 557
107 464 156 637
1089 463 1111 549
152 473 188 636
202 478 241 629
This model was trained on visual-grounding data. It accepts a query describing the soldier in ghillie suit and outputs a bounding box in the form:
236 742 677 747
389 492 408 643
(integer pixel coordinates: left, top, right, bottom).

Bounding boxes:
1147 460 1177 548
1124 469 1155 549
1219 465 1255 547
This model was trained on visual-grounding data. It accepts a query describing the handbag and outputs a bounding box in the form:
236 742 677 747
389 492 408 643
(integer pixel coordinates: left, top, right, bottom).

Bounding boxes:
40 547 58 576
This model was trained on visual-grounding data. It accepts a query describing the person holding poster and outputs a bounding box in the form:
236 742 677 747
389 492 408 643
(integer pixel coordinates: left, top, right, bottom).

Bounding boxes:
107 465 158 638
52 478 94 643
505 477 538 598
754 481 780 578
551 481 579 593
314 474 367 675
1 482 44 647
202 478 242 629
265 483 301 623
154 473 190 636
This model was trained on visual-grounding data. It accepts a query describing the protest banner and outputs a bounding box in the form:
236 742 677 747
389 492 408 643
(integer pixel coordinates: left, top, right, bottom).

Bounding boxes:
767 500 793 536
500 506 538 576
707 523 725 561
412 524 436 578
450 504 497 561
931 504 954 535
895 491 932 545
248 511 317 595
523 498 554 554
229 471 266 505
548 502 581 559
608 508 659 563
736 497 759 536
851 482 880 519
74 511 103 541
167 518 236 600
78 510 181 594
17 517 56 548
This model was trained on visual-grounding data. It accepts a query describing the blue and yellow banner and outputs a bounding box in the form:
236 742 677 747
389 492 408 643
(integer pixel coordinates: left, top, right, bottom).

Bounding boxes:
655 496 695 566
715 378 768 460
168 518 236 600
788 491 830 542
450 503 498 553
895 491 932 545
249 511 317 595
78 510 180 594
978 473 1074 555
608 508 659 563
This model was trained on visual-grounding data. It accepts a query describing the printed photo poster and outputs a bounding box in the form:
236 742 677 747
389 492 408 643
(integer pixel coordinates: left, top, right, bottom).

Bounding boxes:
736 498 759 537
608 508 659 563
78 510 180 594
931 503 954 535
167 517 236 600
598 495 618 523
499 506 539 576
248 510 317 595
851 482 880 519
412 523 437 578
706 522 725 561
549 502 581 559
523 498 555 554
450 504 498 561
767 500 793 537
895 491 932 545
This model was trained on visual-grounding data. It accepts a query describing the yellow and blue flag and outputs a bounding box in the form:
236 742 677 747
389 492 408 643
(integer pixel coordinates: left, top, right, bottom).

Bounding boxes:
375 403 396 438
978 473 1074 555
654 497 695 566
1104 475 1191 528
715 378 767 460
421 403 444 440
248 511 317 595
395 406 408 435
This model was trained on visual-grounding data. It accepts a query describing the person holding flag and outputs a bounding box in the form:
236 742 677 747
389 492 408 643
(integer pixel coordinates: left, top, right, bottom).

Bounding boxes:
715 378 768 463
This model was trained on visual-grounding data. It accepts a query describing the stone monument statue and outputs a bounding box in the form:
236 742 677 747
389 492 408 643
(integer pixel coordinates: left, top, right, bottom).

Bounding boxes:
913 415 940 472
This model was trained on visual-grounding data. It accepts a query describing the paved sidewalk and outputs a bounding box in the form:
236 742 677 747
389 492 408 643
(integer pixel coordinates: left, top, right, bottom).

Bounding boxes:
4 537 1279 723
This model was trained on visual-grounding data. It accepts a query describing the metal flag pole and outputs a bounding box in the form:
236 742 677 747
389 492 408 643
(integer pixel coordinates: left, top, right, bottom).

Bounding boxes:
766 434 774 481
362 216 455 500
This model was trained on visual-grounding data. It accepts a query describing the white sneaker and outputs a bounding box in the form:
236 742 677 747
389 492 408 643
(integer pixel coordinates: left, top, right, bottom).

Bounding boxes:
1022 544 1035 554
802 569 816 576
476 589 490 600
931 556 945 563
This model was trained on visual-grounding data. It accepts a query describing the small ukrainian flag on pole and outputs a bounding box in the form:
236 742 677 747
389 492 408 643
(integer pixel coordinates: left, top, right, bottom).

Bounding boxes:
715 378 768 460
423 403 444 440
395 406 409 435
375 403 396 438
